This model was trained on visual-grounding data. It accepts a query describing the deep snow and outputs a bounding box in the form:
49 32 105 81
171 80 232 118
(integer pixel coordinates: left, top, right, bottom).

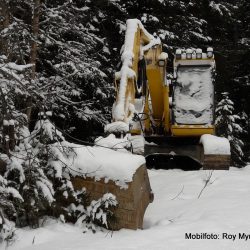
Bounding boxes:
6 166 250 250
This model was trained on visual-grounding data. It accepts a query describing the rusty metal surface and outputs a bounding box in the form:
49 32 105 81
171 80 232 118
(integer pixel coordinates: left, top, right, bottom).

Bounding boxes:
72 165 153 230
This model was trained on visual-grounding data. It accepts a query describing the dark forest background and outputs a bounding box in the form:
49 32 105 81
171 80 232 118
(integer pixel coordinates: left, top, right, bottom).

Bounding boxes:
1 0 250 140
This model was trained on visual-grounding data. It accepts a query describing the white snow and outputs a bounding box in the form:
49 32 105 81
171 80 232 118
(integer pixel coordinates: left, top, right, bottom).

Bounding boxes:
6 63 33 72
176 48 182 55
141 36 161 55
173 66 214 124
95 134 129 151
158 29 178 40
8 165 250 250
128 135 145 154
36 180 55 204
200 134 231 155
190 31 212 42
158 52 168 60
104 121 129 133
7 187 24 202
46 111 52 116
95 134 145 155
3 120 9 126
141 14 159 23
9 119 14 126
210 1 223 15
8 157 26 183
32 119 64 141
56 141 145 188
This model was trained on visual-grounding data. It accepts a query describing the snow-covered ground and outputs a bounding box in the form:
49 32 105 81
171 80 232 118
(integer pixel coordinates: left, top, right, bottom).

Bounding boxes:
6 166 250 250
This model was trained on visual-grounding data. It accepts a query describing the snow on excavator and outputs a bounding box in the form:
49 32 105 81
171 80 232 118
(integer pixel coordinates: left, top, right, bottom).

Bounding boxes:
104 19 230 170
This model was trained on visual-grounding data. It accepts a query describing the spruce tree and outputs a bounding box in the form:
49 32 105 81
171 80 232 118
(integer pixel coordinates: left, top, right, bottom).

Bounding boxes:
215 92 246 167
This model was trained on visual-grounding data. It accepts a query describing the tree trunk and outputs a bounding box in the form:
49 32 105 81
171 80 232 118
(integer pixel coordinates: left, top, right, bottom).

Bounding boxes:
26 96 33 125
9 121 15 151
30 0 40 79
0 0 10 57
30 0 40 78
3 121 10 156
27 0 40 122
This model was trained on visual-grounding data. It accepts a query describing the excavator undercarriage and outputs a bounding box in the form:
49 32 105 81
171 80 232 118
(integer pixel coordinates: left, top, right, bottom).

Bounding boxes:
144 136 230 170
144 136 202 170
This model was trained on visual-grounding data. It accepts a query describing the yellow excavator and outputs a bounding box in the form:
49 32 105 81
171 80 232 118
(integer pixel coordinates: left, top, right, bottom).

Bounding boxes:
107 19 230 170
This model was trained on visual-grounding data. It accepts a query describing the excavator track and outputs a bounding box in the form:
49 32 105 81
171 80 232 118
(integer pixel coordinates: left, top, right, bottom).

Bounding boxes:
144 136 230 170
144 136 202 170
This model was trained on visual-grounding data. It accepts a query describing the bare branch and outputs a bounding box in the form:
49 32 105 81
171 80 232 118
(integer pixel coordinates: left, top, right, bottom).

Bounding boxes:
198 170 214 199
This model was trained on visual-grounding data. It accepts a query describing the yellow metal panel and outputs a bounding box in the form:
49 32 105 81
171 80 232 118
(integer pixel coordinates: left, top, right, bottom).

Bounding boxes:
132 27 141 76
171 125 215 137
130 129 142 135
147 67 164 120
144 93 151 133
175 58 215 62
163 86 170 132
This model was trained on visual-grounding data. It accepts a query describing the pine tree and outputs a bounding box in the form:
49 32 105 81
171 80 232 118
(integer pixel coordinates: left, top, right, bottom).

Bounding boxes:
215 92 246 167
36 0 114 139
0 174 22 243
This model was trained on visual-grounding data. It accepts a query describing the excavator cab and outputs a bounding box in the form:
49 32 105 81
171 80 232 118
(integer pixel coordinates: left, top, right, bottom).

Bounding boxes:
171 48 215 137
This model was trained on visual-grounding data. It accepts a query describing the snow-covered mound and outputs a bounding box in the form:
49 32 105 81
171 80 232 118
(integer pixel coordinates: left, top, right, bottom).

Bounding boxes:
95 134 145 154
104 121 129 134
53 141 145 188
95 134 129 151
200 134 230 155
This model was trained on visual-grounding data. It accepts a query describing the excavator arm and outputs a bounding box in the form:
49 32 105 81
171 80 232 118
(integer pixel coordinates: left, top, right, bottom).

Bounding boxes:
111 19 168 135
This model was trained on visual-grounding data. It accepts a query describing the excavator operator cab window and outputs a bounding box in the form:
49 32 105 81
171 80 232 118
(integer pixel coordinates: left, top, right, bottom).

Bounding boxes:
172 65 214 125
